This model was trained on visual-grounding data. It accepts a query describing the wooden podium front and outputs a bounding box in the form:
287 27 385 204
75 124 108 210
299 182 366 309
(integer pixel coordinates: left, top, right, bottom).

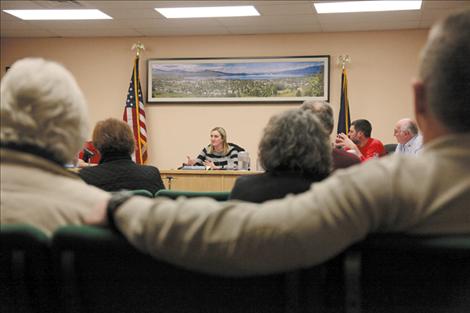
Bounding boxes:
160 170 258 192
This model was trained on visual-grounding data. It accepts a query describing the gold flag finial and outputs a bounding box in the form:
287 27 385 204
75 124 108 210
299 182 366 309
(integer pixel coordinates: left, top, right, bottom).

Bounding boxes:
131 42 145 57
337 55 351 70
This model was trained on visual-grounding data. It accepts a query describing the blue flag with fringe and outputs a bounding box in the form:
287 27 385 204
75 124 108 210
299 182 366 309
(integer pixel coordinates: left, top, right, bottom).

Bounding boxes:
337 68 351 135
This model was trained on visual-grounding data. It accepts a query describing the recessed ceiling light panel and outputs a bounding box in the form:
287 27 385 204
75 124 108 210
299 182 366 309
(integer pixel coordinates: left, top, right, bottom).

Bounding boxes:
3 9 113 20
155 6 260 18
314 1 422 14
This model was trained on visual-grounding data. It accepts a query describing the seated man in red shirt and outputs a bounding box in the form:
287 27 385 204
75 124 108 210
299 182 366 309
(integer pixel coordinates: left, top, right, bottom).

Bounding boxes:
336 119 385 162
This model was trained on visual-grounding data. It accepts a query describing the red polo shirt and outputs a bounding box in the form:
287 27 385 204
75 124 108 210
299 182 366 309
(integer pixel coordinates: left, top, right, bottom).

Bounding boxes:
358 138 385 162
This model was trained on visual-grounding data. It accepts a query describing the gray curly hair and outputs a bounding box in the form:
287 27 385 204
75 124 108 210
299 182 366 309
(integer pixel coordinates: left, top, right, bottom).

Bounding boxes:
1 58 88 164
259 108 332 176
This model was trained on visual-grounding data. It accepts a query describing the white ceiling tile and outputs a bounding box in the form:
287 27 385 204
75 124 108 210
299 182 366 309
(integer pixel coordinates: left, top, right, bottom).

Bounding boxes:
24 20 122 30
218 15 318 27
1 0 468 38
0 29 56 38
228 24 323 35
85 1 170 9
420 7 470 20
322 21 421 33
1 1 46 10
418 20 435 28
422 0 470 9
52 28 143 37
317 11 421 24
137 27 231 36
99 8 163 19
34 1 83 9
1 19 36 30
256 3 314 16
118 18 168 28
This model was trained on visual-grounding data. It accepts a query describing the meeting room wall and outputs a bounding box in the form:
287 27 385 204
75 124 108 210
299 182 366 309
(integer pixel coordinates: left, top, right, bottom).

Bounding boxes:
1 29 427 169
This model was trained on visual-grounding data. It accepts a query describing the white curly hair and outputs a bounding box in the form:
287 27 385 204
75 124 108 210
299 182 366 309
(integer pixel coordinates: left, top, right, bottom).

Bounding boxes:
1 58 89 164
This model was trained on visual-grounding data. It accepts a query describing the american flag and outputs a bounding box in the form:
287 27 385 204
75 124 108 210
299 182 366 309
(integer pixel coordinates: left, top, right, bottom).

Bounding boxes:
124 56 148 164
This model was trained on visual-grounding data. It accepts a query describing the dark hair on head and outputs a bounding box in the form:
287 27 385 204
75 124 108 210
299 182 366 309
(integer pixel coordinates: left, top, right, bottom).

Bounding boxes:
419 9 470 132
351 119 372 138
259 108 332 177
92 118 135 156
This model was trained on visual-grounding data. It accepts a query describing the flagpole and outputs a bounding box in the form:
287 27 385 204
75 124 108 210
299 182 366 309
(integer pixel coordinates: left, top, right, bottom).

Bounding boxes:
336 55 352 135
132 42 146 163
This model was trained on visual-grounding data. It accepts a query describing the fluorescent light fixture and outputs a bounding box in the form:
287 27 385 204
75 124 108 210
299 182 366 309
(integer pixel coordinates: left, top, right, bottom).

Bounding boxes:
314 1 422 14
3 9 112 20
155 6 260 18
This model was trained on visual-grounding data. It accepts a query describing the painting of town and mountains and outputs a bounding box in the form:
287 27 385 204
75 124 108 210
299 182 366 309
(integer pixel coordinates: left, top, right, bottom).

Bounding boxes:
147 57 329 102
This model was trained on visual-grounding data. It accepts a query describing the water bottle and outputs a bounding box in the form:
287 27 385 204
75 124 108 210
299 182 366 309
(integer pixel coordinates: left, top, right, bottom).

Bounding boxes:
238 151 250 170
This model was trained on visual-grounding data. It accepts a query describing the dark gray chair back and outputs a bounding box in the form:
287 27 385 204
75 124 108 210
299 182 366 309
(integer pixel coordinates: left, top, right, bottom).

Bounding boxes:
384 143 397 154
52 225 321 313
1 224 56 313
349 234 470 313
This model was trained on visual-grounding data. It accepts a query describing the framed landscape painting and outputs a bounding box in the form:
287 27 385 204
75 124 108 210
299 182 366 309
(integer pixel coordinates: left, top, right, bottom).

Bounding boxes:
147 56 330 103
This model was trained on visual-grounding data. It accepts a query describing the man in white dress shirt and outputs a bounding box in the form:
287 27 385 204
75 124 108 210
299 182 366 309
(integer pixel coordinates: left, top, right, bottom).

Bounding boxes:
393 118 423 154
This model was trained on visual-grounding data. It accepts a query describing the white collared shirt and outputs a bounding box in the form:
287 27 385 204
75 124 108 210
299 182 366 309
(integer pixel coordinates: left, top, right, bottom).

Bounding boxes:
395 134 423 154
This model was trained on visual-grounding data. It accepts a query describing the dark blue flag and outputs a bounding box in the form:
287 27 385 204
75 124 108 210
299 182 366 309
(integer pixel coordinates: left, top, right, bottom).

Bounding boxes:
337 68 351 135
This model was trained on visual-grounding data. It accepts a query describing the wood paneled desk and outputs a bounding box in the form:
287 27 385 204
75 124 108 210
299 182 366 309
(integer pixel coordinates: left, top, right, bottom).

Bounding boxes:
160 170 259 192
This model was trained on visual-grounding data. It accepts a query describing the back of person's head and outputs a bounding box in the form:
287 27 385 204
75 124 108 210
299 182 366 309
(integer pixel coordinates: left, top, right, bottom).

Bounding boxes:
300 100 334 134
419 9 470 132
351 119 372 138
92 118 135 156
0 58 88 165
259 109 332 176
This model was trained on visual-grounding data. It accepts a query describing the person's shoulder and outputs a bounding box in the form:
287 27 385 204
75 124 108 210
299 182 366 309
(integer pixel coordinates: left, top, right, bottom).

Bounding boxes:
230 174 266 200
140 164 161 173
333 148 359 158
228 143 244 151
80 161 120 174
237 173 267 181
78 164 100 175
332 148 361 168
227 145 241 155
54 167 109 192
235 173 263 183
371 137 385 147
69 173 111 193
77 165 106 183
237 172 310 186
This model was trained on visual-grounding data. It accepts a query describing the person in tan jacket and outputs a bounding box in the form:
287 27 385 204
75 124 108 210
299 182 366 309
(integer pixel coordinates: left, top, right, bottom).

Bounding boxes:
1 58 110 236
89 10 470 276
